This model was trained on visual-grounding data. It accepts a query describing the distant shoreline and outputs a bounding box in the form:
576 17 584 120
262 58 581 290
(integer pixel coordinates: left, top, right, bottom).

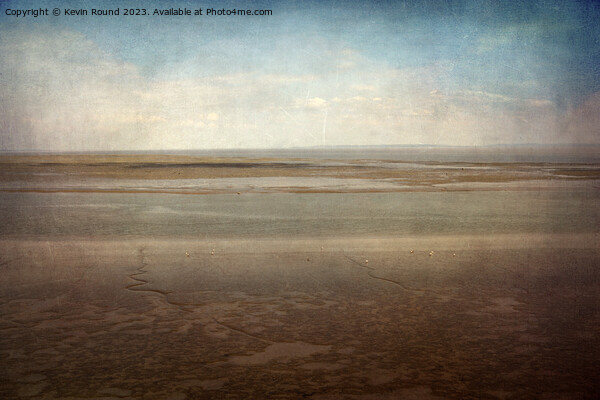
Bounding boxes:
0 154 599 194
1 143 600 163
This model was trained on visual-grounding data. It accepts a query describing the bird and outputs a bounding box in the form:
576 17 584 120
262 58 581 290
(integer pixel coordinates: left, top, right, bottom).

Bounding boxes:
211 248 215 256
365 260 369 264
185 251 190 257
410 249 414 254
429 251 434 257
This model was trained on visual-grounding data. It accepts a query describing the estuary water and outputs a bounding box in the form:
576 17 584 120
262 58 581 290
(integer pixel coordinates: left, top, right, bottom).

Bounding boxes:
0 189 598 239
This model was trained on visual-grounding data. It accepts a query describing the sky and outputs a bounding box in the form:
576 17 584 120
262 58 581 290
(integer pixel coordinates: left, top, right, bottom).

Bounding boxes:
0 0 599 151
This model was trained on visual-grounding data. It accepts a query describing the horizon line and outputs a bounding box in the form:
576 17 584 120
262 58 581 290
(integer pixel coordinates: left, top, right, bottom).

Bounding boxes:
2 143 600 155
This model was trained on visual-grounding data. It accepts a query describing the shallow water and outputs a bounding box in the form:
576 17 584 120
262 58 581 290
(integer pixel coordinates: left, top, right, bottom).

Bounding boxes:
0 190 598 239
134 145 600 163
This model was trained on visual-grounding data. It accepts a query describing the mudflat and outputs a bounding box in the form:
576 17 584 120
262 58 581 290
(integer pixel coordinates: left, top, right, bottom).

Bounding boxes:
1 154 599 193
0 155 598 399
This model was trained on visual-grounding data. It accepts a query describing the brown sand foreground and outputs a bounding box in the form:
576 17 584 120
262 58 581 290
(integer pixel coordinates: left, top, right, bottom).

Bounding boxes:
1 155 599 398
1 235 599 399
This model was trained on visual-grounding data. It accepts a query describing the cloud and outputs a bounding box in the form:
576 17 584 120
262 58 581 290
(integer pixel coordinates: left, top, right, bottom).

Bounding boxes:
0 27 148 150
298 97 328 109
563 92 600 143
0 25 597 151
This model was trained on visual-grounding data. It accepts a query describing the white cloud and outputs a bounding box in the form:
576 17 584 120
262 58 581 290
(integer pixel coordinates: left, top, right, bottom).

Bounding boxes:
297 97 327 109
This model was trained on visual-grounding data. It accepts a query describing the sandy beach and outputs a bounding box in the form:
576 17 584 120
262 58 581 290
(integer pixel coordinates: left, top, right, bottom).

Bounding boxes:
0 155 599 399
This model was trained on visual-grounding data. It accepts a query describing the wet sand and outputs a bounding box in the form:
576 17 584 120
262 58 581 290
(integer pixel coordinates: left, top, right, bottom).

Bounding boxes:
1 154 599 194
0 155 599 399
1 236 599 399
